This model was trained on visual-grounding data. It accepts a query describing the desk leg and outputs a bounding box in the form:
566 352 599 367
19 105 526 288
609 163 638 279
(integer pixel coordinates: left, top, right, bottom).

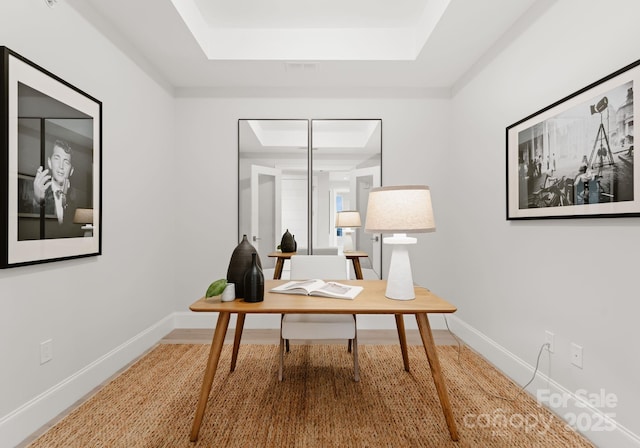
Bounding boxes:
351 257 363 280
190 311 231 442
394 314 410 372
230 312 246 372
415 313 459 441
273 259 284 279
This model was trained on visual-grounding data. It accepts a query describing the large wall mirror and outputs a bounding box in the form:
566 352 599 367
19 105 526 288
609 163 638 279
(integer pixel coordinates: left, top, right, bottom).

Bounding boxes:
239 119 382 279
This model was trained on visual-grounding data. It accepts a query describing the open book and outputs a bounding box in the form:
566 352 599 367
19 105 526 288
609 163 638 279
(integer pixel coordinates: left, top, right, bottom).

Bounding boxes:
270 279 363 300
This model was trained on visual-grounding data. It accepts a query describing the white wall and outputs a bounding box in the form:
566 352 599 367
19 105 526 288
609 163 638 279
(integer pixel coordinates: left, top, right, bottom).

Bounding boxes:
0 2 176 446
445 0 640 446
173 96 452 330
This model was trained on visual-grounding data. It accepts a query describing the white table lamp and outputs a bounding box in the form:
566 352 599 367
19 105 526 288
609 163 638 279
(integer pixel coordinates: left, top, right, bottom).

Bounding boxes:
335 210 361 252
364 186 435 300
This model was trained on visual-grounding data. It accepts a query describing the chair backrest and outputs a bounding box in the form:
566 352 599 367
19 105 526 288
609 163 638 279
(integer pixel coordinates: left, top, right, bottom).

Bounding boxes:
290 255 348 280
312 247 339 255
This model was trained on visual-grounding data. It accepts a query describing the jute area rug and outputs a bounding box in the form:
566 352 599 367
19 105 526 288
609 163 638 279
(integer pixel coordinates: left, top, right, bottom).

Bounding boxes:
28 344 594 448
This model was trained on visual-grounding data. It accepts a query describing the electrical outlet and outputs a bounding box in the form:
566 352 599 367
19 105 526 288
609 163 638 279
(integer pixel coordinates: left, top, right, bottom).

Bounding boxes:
40 339 53 365
545 331 554 353
570 342 583 368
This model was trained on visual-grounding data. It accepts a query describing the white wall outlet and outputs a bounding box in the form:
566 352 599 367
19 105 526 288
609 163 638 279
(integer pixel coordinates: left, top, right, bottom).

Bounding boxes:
40 339 53 365
570 342 583 368
545 330 554 353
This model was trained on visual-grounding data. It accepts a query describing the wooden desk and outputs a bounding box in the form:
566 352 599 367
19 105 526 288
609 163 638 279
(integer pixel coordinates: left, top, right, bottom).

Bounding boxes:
268 251 369 280
189 279 459 442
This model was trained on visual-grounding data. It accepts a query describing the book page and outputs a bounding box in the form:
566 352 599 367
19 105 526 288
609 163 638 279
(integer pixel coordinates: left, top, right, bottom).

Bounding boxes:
287 279 320 291
271 279 324 294
312 282 362 299
316 282 351 295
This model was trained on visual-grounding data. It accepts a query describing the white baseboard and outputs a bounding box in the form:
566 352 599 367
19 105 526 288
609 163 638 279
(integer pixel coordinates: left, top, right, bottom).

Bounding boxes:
0 315 174 448
173 311 448 331
446 315 640 448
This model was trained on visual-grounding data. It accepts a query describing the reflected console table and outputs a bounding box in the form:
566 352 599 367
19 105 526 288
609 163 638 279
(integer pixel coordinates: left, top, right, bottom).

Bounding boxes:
268 250 369 280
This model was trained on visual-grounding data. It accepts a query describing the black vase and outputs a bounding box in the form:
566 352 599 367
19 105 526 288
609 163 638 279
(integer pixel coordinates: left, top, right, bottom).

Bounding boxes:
243 252 264 303
280 229 296 252
227 235 262 299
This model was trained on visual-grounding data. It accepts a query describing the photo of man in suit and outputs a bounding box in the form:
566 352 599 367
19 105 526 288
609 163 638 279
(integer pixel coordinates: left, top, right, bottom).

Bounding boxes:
13 82 97 249
17 136 89 241
32 139 76 224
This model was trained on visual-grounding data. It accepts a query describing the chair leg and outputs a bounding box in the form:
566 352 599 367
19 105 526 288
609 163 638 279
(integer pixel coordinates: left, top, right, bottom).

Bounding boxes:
353 333 360 382
352 314 359 382
279 335 284 382
281 313 291 353
348 313 356 353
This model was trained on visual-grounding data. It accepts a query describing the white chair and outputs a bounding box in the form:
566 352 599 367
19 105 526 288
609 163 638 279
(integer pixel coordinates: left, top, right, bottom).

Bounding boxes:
279 255 359 382
312 247 339 255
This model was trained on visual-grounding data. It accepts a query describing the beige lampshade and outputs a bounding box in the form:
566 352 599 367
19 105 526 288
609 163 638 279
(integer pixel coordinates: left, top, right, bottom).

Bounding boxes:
73 208 94 224
335 210 362 228
364 185 435 233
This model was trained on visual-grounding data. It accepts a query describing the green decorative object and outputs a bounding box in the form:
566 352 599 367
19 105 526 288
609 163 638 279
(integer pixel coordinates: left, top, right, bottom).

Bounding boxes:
280 229 296 252
205 279 227 298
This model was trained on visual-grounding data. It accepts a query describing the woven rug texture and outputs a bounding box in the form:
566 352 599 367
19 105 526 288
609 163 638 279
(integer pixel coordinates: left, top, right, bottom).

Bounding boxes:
27 344 595 448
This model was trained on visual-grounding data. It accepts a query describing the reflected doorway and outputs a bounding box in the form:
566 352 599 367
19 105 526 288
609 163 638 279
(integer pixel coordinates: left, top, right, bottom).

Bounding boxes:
239 119 382 279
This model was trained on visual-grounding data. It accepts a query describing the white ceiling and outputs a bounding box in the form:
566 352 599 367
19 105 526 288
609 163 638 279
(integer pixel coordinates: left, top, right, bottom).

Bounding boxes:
65 0 543 93
196 0 428 28
171 0 450 61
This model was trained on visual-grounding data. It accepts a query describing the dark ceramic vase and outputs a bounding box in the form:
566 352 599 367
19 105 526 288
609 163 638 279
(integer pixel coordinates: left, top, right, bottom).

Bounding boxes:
280 229 296 252
243 252 264 303
227 235 262 299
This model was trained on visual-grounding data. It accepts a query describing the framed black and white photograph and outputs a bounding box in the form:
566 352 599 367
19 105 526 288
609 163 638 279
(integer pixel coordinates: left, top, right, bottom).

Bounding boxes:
1 47 101 268
506 59 639 220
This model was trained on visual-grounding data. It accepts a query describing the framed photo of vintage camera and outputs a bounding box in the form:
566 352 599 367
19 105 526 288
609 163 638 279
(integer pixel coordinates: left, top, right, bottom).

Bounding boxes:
506 59 639 220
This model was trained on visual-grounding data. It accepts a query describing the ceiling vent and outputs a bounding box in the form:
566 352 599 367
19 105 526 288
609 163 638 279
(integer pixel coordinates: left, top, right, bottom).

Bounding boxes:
284 62 320 73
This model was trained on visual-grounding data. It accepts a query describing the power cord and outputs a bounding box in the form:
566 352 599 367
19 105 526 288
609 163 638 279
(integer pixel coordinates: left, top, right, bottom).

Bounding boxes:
443 315 550 402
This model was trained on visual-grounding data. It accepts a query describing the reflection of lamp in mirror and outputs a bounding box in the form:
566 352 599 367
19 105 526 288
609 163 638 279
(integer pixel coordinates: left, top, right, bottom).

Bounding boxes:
365 186 435 300
335 210 361 252
73 208 94 237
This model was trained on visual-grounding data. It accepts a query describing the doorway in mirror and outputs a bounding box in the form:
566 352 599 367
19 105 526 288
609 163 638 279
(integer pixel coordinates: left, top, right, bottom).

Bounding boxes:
238 119 382 281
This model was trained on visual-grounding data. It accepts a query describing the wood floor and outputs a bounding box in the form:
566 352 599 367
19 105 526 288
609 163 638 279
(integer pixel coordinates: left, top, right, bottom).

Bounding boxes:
17 328 458 447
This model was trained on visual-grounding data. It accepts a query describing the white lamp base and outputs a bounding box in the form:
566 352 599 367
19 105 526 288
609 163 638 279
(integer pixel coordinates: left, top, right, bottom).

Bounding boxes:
81 224 94 238
342 228 355 252
384 234 416 300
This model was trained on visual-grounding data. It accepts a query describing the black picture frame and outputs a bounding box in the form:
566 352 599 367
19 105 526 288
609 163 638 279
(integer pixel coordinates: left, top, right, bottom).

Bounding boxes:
1 47 102 268
506 59 639 220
